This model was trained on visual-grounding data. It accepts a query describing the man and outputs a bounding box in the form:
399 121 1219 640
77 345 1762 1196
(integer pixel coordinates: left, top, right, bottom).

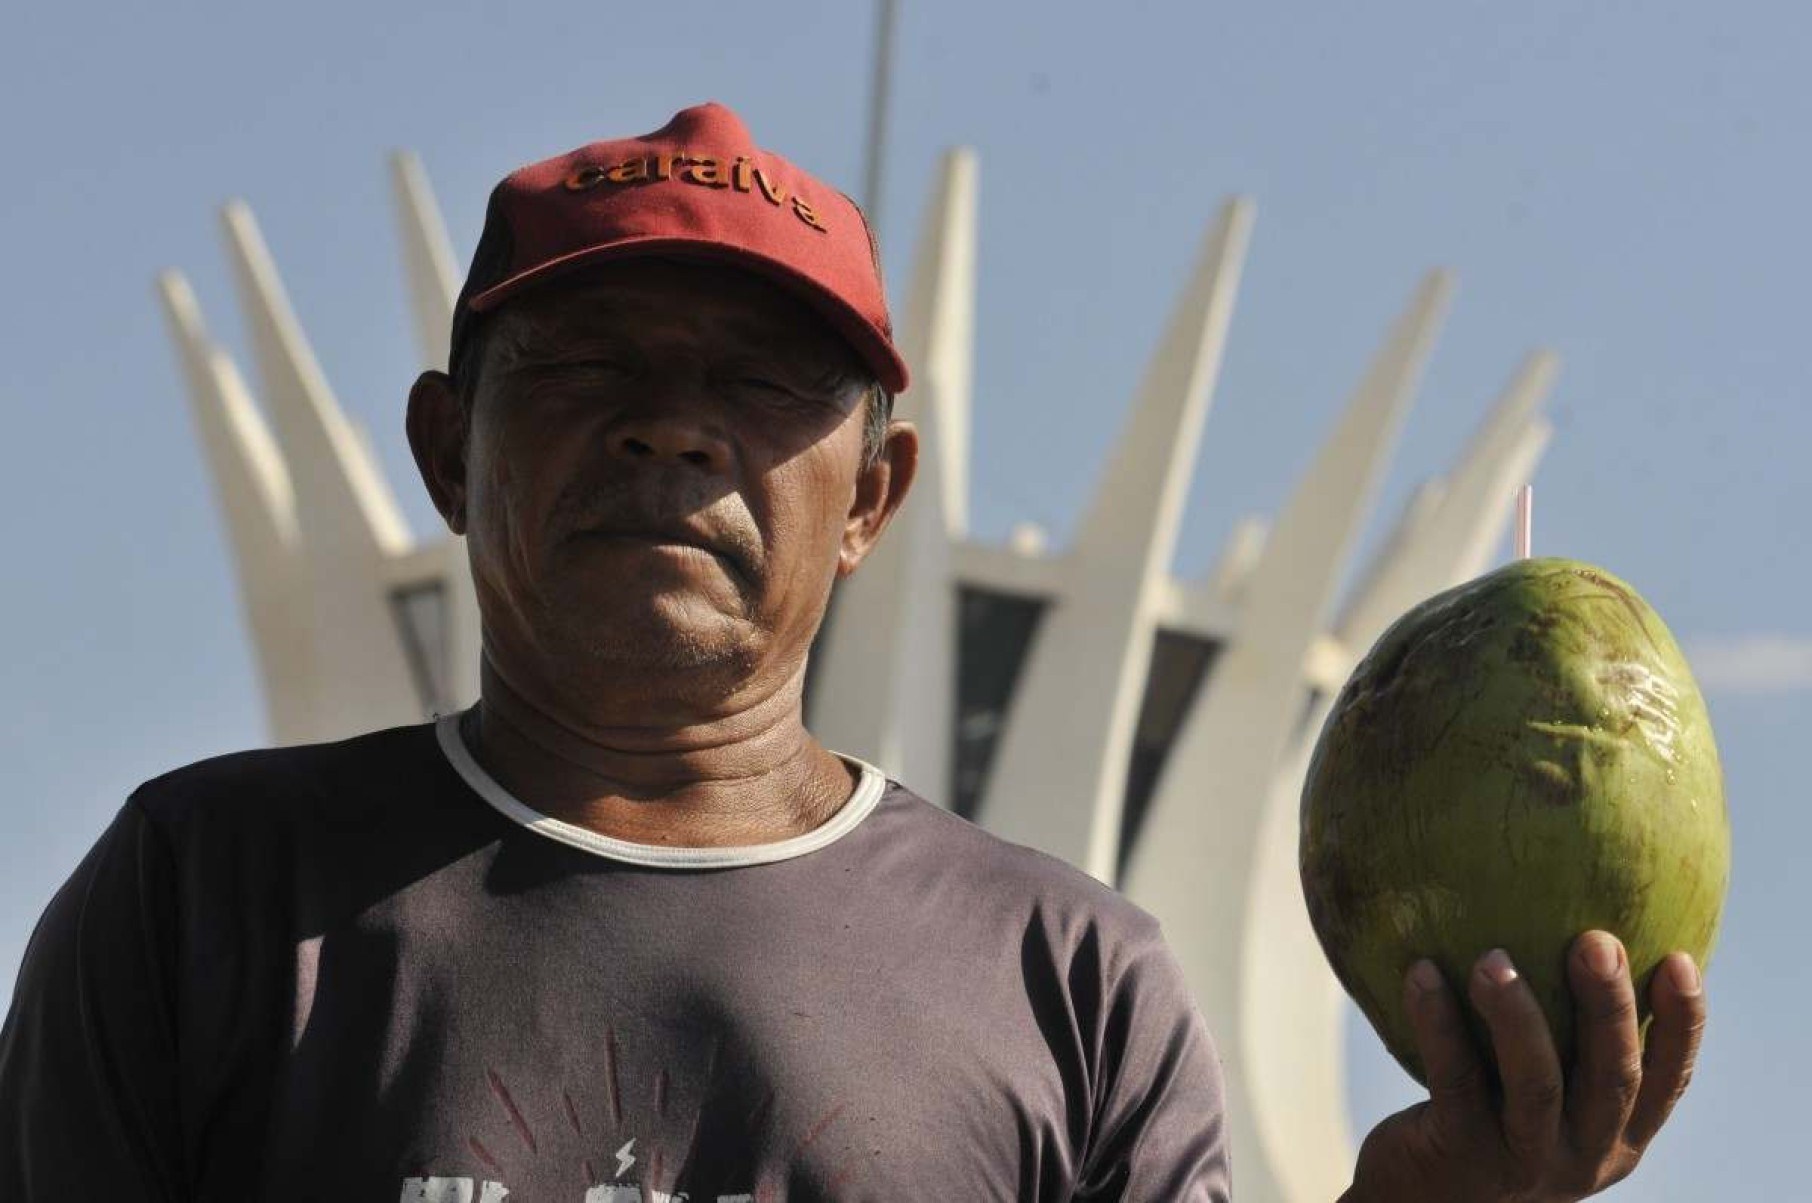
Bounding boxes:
1 102 1704 1201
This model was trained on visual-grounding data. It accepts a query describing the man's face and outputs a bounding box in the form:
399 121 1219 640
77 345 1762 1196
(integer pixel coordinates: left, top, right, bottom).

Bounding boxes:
427 258 900 716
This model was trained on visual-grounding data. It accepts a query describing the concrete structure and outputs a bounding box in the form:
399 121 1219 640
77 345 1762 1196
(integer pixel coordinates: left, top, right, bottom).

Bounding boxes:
159 146 1555 1203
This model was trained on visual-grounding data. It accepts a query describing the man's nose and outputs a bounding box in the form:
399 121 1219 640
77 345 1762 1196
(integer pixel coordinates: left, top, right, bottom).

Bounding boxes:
605 401 732 473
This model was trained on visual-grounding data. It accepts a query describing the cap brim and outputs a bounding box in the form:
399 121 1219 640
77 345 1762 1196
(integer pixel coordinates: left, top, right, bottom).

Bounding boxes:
467 236 909 394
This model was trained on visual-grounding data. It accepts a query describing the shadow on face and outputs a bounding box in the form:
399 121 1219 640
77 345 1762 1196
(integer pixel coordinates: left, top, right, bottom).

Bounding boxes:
443 258 883 712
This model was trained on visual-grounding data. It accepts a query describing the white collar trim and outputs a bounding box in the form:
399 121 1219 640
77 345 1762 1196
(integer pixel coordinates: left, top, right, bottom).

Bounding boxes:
435 712 886 870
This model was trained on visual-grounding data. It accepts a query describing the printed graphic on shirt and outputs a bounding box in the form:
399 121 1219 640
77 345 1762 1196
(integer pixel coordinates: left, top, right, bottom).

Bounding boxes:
399 1034 868 1202
399 1181 512 1202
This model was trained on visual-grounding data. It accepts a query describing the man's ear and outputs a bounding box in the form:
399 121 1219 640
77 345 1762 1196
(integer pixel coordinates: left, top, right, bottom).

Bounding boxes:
405 370 470 535
838 419 919 578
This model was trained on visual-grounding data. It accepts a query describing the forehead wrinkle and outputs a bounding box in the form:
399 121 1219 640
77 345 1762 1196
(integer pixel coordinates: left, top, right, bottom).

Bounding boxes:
493 296 639 356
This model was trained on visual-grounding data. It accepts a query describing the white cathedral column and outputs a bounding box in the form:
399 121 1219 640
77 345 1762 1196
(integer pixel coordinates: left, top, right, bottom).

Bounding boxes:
387 152 483 712
808 148 978 793
219 203 422 740
1123 271 1453 1203
156 271 317 740
390 151 460 376
977 199 1254 880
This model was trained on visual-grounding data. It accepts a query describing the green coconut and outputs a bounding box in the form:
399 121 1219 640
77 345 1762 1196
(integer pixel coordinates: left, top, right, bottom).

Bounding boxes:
1299 557 1728 1085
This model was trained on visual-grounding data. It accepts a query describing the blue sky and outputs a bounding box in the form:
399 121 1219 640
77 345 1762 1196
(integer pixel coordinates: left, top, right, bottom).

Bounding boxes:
1 2 1803 1196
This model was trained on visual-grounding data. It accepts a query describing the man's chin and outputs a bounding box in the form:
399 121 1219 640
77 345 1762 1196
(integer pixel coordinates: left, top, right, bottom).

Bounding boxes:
539 605 759 676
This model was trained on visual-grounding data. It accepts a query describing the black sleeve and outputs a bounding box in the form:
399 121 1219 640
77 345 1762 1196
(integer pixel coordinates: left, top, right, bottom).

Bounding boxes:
0 797 186 1200
1075 928 1233 1202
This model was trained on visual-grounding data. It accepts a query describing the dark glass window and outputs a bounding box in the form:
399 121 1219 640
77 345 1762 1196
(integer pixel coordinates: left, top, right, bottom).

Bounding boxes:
389 580 451 718
951 587 1049 820
1118 630 1222 877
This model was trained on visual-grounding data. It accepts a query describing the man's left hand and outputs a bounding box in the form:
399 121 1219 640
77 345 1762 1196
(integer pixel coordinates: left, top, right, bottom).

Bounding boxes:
1342 930 1707 1202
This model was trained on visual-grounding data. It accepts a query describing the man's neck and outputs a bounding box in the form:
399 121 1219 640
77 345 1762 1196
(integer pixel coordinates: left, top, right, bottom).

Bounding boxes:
460 659 859 849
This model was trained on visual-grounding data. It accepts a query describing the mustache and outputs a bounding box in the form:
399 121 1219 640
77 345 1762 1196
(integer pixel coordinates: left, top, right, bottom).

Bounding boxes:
551 479 763 578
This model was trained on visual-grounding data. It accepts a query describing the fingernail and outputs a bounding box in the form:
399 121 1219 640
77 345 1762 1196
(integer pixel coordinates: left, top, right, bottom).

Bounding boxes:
1478 948 1518 987
1582 935 1624 981
1409 960 1443 995
1667 955 1702 997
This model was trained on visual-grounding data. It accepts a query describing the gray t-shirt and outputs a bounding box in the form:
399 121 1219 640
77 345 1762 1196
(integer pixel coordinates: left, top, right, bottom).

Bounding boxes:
1 717 1230 1201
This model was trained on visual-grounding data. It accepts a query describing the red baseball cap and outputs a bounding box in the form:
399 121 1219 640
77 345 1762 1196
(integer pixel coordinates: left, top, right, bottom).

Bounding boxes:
450 102 908 394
